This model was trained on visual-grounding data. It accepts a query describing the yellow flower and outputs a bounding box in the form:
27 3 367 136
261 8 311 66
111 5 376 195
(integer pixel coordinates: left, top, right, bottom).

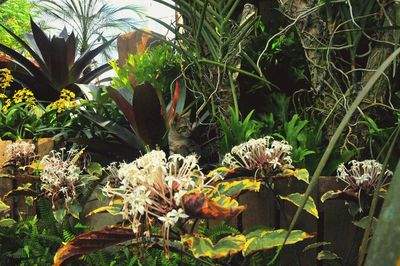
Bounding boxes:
49 89 78 113
0 68 14 89
0 93 7 99
2 99 12 112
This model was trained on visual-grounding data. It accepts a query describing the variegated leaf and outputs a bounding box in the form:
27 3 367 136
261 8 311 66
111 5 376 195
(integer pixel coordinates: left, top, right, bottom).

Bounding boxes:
243 229 314 256
181 234 246 259
279 193 319 218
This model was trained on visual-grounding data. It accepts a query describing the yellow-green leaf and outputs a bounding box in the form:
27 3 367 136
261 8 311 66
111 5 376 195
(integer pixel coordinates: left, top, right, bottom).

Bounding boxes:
210 195 239 208
0 199 10 213
279 168 310 183
181 234 246 259
205 179 261 199
0 218 16 227
243 229 314 256
320 190 340 203
316 250 340 260
303 242 331 252
86 204 122 217
279 193 319 218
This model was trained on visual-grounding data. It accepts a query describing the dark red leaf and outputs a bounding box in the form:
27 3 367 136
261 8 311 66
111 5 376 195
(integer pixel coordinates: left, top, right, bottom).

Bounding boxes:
53 226 135 266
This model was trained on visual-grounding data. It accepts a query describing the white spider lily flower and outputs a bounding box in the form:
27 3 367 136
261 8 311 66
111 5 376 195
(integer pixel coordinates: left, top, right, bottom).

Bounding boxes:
4 141 35 165
337 160 392 193
222 136 293 173
103 150 208 243
40 148 82 205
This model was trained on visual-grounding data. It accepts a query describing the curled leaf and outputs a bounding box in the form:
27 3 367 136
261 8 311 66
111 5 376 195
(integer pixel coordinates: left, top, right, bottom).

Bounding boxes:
54 226 135 266
181 192 245 220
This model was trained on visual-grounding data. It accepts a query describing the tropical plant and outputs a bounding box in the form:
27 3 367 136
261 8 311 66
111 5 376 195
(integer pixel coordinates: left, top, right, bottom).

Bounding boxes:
0 19 115 101
34 0 144 56
218 107 261 155
110 44 182 94
0 88 80 141
0 0 38 52
148 0 268 119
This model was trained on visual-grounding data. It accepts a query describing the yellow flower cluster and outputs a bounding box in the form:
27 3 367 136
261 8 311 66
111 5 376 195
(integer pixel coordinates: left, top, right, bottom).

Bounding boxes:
0 68 14 89
49 89 78 113
1 88 36 112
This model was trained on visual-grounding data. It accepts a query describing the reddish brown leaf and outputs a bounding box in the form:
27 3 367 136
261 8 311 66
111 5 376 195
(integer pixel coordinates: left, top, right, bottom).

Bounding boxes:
53 226 135 266
181 192 245 220
166 80 179 127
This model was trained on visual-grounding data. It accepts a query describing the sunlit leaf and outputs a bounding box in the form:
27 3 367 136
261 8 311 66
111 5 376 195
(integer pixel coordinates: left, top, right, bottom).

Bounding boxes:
87 162 103 176
279 193 319 218
320 190 339 203
316 250 340 260
54 226 135 266
181 234 245 259
243 229 314 256
69 204 82 219
279 168 310 183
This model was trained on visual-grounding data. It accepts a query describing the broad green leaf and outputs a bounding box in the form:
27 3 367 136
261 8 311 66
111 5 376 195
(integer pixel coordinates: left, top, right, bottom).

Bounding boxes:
0 199 10 212
79 175 100 186
181 234 246 259
54 208 66 223
320 190 340 203
69 204 82 219
294 169 310 183
279 193 319 218
87 162 103 176
0 218 16 227
316 250 340 260
243 229 314 256
353 217 378 232
303 242 331 252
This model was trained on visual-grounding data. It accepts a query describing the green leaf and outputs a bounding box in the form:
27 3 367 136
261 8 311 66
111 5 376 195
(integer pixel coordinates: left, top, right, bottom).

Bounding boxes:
243 229 314 256
69 204 82 219
353 216 378 232
303 242 331 252
320 190 340 203
86 204 122 217
0 218 16 227
279 193 319 218
87 162 103 176
80 175 100 186
316 250 340 260
0 199 10 212
293 169 310 184
181 234 246 259
54 208 66 223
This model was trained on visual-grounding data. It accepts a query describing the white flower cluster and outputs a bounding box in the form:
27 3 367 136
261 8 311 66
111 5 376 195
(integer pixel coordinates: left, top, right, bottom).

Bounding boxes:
40 148 82 204
222 136 293 172
4 141 35 165
103 150 208 239
337 160 392 192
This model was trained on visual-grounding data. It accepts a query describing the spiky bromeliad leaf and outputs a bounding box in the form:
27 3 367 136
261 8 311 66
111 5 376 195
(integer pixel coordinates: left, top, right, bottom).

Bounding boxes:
279 193 319 218
53 226 135 266
181 234 246 259
243 229 314 256
0 18 114 101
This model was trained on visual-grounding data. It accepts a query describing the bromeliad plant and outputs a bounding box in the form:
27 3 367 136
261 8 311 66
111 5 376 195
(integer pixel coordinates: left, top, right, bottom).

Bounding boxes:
52 138 316 265
0 18 115 101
